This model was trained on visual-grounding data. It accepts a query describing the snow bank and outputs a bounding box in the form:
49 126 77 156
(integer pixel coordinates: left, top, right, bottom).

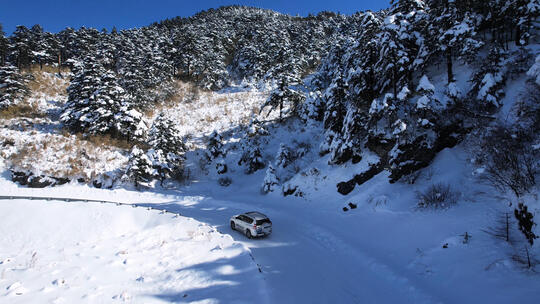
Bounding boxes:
0 199 265 303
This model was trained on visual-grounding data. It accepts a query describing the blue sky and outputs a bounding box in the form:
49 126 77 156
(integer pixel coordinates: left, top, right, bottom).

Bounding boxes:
0 0 388 35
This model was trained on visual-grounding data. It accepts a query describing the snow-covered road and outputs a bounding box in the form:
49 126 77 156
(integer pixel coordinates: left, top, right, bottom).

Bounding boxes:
135 193 437 304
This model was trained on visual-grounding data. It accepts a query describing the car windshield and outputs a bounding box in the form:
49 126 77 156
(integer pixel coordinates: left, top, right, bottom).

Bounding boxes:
256 218 271 225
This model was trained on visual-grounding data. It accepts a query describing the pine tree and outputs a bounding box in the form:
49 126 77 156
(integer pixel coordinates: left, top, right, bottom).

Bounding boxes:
470 47 507 108
0 24 8 66
62 59 145 140
427 0 483 83
275 143 293 168
0 65 30 109
206 130 225 161
415 74 440 123
261 49 306 121
261 163 279 193
148 112 185 155
238 139 265 174
10 25 32 69
147 112 186 184
125 146 156 189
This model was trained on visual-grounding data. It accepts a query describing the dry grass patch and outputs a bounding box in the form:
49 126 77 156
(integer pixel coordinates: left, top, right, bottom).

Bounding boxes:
26 67 70 98
0 103 45 119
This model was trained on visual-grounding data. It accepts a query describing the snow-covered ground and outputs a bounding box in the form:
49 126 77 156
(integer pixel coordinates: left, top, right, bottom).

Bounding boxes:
0 197 265 303
2 142 539 303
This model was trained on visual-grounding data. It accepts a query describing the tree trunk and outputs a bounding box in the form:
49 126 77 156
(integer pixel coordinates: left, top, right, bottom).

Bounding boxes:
446 48 454 84
58 52 61 75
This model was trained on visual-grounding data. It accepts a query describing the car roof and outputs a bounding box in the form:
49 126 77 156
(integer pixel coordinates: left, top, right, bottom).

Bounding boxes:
244 211 268 220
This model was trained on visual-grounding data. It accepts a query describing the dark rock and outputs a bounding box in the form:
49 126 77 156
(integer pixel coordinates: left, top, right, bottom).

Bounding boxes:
337 180 356 195
366 135 395 160
218 177 232 187
351 154 362 164
28 176 54 188
93 180 102 188
348 202 357 209
283 185 298 196
11 170 29 185
216 163 227 174
337 161 383 195
343 207 349 212
11 170 69 188
352 161 383 186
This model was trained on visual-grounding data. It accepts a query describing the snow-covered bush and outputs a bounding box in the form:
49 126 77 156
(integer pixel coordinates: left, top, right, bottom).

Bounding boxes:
416 183 459 209
218 176 232 187
261 163 279 194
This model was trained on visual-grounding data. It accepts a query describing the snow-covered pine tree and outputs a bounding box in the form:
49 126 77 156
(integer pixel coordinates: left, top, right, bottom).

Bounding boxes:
147 112 186 183
415 74 439 126
0 24 9 66
62 59 145 140
9 25 32 69
469 47 507 109
261 49 306 121
261 163 279 194
206 130 225 161
125 146 156 189
426 0 483 83
275 143 293 169
0 65 30 109
238 139 265 174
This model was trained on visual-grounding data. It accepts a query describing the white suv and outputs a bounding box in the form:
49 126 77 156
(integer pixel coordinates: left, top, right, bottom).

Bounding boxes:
230 211 272 238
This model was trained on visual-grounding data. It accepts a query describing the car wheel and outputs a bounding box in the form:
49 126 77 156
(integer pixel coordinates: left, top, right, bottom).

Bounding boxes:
245 229 252 239
230 221 235 230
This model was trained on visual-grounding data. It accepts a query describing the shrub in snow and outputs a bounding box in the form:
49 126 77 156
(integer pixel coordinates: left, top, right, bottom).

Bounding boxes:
476 124 537 198
216 160 227 174
416 183 459 209
514 203 538 246
0 65 30 109
218 176 232 187
281 183 303 196
261 163 279 194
